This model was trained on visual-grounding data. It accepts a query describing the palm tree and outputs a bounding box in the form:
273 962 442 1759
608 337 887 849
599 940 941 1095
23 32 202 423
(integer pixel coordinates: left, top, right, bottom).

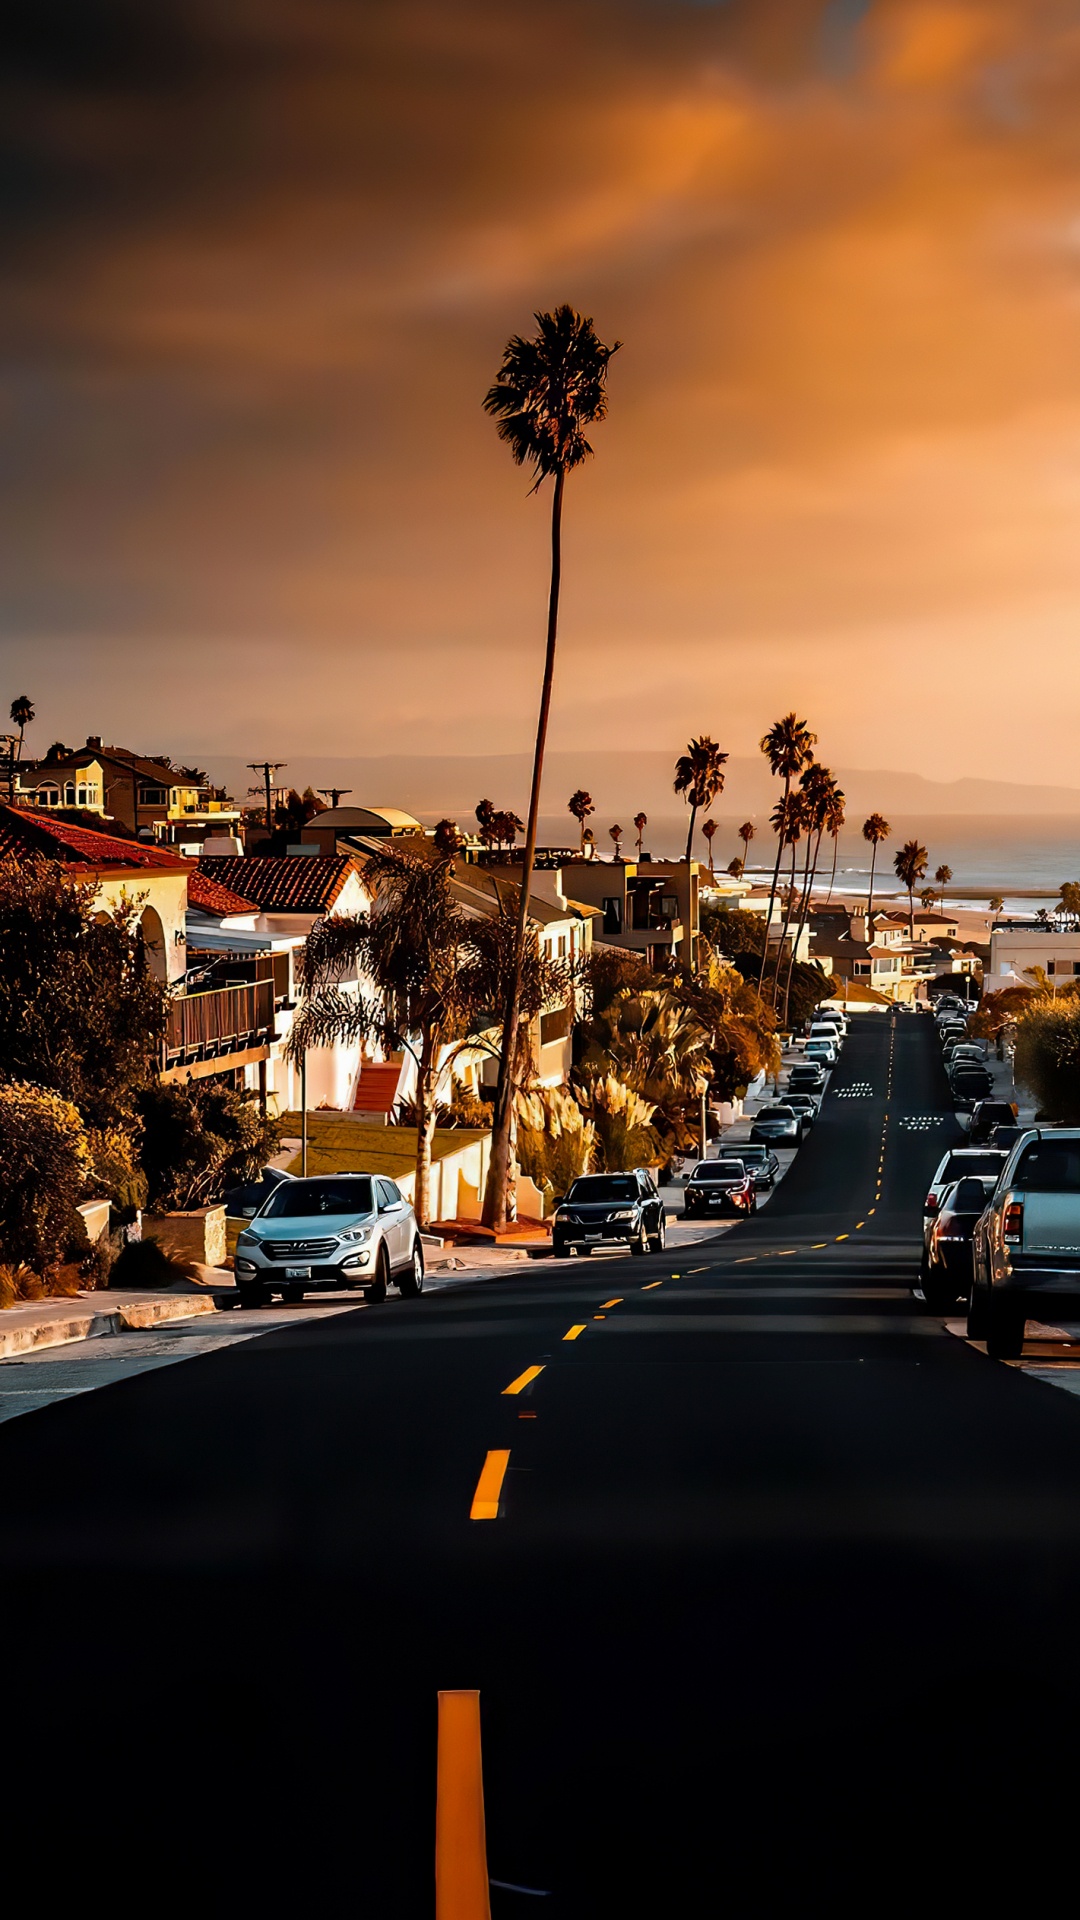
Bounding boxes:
9 695 34 755
633 812 648 859
568 789 595 851
609 824 623 860
701 818 718 874
771 790 807 1009
673 735 728 865
481 305 620 1229
894 839 929 941
757 714 817 993
737 820 755 870
475 798 498 852
821 782 847 903
782 764 837 1022
933 862 952 910
727 857 744 878
862 813 891 925
989 894 1004 913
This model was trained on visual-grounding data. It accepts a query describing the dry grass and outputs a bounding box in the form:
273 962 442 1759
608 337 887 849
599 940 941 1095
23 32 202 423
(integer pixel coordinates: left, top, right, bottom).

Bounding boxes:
0 1261 83 1309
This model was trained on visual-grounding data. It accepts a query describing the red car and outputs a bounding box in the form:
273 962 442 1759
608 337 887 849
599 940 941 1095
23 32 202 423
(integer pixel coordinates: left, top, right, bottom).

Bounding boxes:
684 1159 757 1218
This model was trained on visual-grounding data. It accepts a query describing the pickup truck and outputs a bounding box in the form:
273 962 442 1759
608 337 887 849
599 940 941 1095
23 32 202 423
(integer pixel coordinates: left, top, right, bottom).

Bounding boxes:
969 1128 1080 1357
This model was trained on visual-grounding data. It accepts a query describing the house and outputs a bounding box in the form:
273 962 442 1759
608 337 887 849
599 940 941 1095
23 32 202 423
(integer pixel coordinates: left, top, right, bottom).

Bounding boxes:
809 906 926 1004
511 855 703 968
299 805 427 855
986 918 1080 993
195 854 371 1112
449 865 598 1092
15 736 241 851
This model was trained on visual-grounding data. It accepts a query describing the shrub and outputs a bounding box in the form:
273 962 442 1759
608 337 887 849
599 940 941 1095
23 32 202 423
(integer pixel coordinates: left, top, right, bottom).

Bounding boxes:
0 1083 89 1275
572 1074 661 1173
515 1087 595 1198
1014 1004 1080 1122
109 1236 191 1289
86 1127 148 1212
139 1081 283 1210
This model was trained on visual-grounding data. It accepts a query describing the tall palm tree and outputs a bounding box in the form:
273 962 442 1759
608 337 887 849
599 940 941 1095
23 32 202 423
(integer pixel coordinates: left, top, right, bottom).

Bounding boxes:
782 764 838 1022
568 789 595 851
862 813 890 926
756 714 816 993
481 305 620 1229
9 695 34 754
633 812 648 859
737 820 755 869
933 862 952 910
894 839 929 941
609 824 623 860
674 735 728 865
821 782 847 903
769 790 805 1009
702 818 718 874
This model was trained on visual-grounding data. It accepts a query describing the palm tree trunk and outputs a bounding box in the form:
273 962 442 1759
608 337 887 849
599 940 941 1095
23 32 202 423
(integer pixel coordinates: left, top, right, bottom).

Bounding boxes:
756 781 789 995
413 1031 439 1230
825 830 840 905
908 886 915 943
783 828 820 1024
684 802 698 866
771 836 799 1010
867 844 878 924
484 466 565 1230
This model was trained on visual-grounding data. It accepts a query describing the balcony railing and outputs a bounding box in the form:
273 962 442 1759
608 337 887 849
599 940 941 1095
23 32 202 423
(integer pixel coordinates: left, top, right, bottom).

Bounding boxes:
164 979 275 1067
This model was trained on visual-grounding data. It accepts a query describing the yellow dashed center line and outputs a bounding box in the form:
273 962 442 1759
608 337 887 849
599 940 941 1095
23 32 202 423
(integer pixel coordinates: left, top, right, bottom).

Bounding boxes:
642 1281 664 1291
600 1298 623 1309
470 1450 510 1520
502 1365 544 1396
563 1324 587 1340
735 1256 757 1264
812 1243 828 1250
593 1313 606 1320
835 1233 849 1242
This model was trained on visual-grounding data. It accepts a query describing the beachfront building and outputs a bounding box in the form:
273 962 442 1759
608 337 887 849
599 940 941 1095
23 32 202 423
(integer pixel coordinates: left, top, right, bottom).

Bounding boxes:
986 919 1080 991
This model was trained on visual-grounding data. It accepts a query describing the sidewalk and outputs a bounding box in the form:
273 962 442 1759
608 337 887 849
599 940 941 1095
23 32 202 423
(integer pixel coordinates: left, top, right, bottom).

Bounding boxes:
0 1282 227 1360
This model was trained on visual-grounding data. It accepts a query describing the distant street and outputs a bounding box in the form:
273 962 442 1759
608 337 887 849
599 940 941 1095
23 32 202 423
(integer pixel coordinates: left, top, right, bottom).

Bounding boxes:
4 1014 1080 1911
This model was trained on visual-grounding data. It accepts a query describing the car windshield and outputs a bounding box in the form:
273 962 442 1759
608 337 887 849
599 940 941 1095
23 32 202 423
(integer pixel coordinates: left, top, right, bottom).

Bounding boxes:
939 1153 1004 1184
260 1178 374 1218
693 1162 744 1183
566 1177 639 1203
765 1107 795 1119
1013 1142 1080 1193
736 1147 766 1162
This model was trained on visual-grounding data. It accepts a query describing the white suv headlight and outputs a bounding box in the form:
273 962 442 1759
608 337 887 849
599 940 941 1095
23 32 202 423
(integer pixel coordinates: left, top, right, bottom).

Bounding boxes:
338 1226 371 1244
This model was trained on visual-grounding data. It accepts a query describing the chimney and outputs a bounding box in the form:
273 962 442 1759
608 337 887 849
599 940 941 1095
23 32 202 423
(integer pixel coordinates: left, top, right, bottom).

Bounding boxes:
86 735 102 750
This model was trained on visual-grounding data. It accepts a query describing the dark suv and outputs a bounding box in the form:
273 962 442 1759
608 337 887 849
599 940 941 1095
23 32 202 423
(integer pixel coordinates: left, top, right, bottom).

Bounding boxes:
552 1171 666 1258
968 1098 1017 1145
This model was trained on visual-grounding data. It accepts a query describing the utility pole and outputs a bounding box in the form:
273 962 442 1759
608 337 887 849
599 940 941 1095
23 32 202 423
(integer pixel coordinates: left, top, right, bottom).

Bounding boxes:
247 761 287 836
317 788 352 810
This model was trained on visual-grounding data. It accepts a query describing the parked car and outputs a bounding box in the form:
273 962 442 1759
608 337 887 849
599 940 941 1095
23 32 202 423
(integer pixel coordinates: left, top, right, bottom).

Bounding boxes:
987 1123 1024 1151
552 1170 665 1258
234 1173 424 1307
783 1093 819 1127
223 1165 295 1218
943 1039 986 1066
683 1159 756 1218
922 1175 998 1312
969 1129 1080 1356
725 1143 781 1189
788 1062 826 1095
751 1105 803 1147
804 1039 837 1069
809 1021 843 1048
948 1064 994 1110
923 1147 1009 1253
968 1098 1018 1145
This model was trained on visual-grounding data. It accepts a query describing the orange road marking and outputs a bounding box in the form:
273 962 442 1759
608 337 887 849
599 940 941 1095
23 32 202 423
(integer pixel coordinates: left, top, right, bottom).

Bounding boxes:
600 1298 623 1309
563 1324 587 1340
642 1281 664 1290
502 1365 544 1396
470 1451 510 1520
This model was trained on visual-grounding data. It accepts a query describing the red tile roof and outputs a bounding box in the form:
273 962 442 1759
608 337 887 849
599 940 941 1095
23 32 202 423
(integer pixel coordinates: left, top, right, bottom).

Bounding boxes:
187 870 258 916
0 806 190 873
197 854 356 914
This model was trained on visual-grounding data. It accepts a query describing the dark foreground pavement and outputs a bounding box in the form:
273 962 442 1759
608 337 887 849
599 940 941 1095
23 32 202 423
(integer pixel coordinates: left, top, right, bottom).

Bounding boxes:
4 1013 1080 1913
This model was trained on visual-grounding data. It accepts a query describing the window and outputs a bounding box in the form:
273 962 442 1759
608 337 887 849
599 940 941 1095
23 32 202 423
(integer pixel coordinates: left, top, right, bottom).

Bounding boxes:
140 785 168 806
601 897 622 934
261 1178 373 1217
1014 1143 1080 1193
661 895 678 921
37 784 60 807
854 962 871 976
376 1178 403 1209
77 785 88 806
64 782 76 805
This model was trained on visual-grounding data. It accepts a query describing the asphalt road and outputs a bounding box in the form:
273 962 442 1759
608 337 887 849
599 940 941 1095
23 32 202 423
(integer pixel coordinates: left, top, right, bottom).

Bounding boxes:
4 1013 1080 1912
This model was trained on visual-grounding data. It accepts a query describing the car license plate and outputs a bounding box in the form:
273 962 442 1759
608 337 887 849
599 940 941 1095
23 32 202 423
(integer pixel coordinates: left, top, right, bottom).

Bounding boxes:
284 1266 311 1279
584 1232 603 1241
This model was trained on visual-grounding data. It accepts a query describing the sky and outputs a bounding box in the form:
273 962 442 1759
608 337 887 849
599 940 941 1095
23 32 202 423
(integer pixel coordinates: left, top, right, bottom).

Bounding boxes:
3 0 1080 790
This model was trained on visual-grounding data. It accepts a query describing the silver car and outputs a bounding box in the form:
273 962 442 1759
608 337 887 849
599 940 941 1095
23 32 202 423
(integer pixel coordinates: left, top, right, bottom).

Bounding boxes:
233 1173 424 1307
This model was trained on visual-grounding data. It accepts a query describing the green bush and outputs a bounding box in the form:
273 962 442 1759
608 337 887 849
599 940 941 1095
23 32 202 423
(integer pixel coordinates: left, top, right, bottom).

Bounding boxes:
1015 1004 1080 1122
0 1082 89 1275
139 1081 283 1210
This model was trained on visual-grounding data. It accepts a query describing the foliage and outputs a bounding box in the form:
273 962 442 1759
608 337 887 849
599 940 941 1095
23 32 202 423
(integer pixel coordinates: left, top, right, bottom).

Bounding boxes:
85 1127 148 1212
633 812 647 856
139 1081 283 1211
0 1082 89 1276
515 1085 595 1197
675 945 782 1100
573 1074 660 1172
9 694 34 743
568 790 595 850
1014 1003 1080 1121
0 856 166 1130
269 786 327 852
893 840 929 935
700 904 766 957
110 1236 192 1289
395 1083 493 1130
483 305 620 483
575 985 711 1158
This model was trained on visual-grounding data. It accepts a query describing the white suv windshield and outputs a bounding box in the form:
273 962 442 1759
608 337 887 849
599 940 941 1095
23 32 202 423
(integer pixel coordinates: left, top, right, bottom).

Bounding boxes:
261 1178 375 1218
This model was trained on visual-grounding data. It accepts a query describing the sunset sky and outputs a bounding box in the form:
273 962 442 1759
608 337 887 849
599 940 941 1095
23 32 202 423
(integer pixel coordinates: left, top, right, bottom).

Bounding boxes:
4 0 1080 789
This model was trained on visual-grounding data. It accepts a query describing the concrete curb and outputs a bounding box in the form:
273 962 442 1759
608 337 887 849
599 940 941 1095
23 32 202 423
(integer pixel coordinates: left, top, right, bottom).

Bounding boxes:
0 1293 220 1360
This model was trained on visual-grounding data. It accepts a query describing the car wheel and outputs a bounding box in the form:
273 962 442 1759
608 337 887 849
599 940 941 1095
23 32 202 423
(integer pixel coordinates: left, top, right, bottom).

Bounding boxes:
366 1247 390 1303
552 1234 568 1258
282 1284 305 1305
398 1241 424 1298
652 1217 667 1252
985 1295 1026 1361
237 1280 265 1310
631 1225 649 1257
967 1279 991 1341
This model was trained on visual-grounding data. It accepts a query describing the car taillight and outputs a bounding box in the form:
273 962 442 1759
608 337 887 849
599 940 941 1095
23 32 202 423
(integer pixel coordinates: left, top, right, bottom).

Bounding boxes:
924 1193 938 1214
1003 1201 1023 1245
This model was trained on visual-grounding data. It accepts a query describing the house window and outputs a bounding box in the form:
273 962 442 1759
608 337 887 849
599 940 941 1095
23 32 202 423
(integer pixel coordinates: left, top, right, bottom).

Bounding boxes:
37 784 60 807
77 785 88 805
661 895 678 921
64 781 76 805
602 897 623 934
140 786 168 806
854 962 871 976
